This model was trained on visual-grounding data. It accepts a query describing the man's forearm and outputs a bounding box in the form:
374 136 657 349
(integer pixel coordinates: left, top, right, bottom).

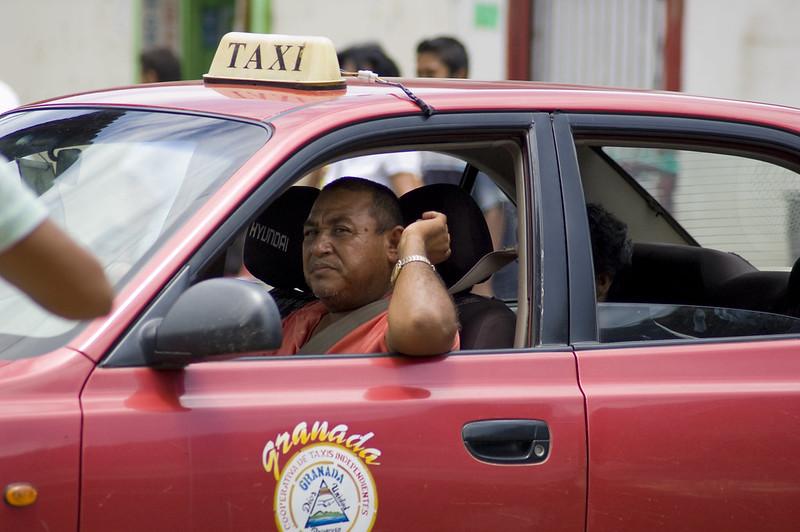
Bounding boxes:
387 259 458 356
0 220 113 319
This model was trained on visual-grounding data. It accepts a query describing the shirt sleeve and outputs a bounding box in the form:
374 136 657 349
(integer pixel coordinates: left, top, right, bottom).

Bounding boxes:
0 161 47 253
472 173 506 211
378 151 421 176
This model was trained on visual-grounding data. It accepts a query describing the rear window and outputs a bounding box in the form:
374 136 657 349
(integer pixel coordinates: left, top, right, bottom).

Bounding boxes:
603 146 800 270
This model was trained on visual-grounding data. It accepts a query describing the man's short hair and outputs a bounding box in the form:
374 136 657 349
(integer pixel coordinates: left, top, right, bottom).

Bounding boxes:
321 177 403 233
416 36 469 77
587 203 632 276
337 43 400 77
140 47 182 82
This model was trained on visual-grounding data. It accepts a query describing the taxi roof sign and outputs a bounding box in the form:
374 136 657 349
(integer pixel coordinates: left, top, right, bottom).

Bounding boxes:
204 33 345 90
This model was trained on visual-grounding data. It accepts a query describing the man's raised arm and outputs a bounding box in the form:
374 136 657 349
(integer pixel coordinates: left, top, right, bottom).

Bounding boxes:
386 211 458 355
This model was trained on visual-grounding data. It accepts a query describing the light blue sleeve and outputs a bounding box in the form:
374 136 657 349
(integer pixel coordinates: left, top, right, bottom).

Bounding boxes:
0 161 47 253
473 173 507 211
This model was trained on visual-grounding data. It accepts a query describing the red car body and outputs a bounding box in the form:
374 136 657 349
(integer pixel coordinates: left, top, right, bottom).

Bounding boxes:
1 73 799 531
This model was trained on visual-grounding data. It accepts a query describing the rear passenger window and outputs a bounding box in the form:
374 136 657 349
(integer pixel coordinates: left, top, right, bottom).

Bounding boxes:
579 143 800 343
603 147 800 270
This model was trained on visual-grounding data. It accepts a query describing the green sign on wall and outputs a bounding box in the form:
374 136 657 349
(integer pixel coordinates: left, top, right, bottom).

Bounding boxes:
474 2 499 29
179 0 273 80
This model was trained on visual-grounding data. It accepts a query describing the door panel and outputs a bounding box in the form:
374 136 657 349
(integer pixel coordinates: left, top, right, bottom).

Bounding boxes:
0 349 91 531
577 340 800 532
81 352 586 531
556 112 800 531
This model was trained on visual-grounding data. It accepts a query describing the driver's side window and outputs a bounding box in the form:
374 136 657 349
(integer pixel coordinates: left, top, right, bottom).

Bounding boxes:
214 144 523 352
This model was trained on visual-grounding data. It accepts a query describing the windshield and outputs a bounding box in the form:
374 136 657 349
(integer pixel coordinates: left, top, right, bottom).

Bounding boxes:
0 108 270 359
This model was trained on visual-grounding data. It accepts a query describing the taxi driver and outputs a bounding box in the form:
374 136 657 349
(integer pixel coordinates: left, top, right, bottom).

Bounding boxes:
275 177 459 355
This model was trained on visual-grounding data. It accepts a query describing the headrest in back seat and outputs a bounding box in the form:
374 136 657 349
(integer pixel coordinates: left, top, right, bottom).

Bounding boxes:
399 184 493 290
773 256 800 316
243 186 319 292
607 242 755 305
713 271 788 312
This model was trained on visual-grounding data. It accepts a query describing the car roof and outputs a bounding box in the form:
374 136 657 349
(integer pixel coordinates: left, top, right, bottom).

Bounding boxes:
19 77 800 133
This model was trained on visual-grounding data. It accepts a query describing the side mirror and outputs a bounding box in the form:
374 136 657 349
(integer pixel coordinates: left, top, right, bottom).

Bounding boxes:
141 278 282 369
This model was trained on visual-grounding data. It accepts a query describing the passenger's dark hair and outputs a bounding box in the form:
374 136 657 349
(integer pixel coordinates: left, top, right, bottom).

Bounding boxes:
337 43 400 77
587 203 632 276
140 47 182 82
321 177 403 233
416 36 469 77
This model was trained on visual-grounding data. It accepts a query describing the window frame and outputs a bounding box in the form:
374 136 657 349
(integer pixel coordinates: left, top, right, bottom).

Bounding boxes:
103 111 571 367
557 112 800 347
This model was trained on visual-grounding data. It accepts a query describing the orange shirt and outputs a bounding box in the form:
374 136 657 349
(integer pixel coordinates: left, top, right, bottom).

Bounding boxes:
276 300 459 355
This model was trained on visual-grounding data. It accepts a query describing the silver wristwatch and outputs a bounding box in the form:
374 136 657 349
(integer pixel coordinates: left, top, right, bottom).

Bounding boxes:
390 255 435 286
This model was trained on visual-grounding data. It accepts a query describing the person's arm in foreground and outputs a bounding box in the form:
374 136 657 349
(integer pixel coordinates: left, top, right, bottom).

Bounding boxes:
389 172 423 196
0 219 113 319
387 211 458 355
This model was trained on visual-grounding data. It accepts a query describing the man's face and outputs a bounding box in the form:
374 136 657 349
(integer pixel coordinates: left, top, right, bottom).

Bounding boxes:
416 52 453 78
595 272 613 302
141 68 159 83
302 189 397 312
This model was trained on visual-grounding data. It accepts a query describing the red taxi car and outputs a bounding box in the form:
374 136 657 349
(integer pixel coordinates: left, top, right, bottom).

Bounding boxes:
1 33 799 531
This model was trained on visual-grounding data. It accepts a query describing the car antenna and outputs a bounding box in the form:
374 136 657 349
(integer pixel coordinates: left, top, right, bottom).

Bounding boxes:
342 70 436 118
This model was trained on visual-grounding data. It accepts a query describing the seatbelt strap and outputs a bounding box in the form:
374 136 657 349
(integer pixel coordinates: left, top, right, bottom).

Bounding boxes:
297 248 517 353
448 249 518 295
297 297 390 354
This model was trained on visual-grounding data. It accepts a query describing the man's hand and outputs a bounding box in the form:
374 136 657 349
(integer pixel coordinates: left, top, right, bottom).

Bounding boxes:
399 211 451 265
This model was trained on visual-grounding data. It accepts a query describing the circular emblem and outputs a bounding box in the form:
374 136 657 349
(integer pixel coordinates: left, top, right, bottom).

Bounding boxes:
274 443 378 531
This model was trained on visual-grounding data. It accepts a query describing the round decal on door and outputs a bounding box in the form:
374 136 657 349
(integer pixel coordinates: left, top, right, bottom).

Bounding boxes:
263 421 381 531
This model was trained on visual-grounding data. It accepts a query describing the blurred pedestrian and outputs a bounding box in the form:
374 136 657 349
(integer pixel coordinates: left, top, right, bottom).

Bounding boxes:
140 47 182 83
415 35 516 298
305 43 421 195
338 43 400 77
416 36 468 79
0 160 113 319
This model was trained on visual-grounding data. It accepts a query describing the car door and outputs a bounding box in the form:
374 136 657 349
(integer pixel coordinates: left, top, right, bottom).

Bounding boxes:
79 114 588 531
555 113 800 532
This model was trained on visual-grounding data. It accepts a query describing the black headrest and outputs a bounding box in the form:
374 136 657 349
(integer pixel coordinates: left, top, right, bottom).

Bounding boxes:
713 271 788 312
608 242 754 305
774 256 800 316
243 186 319 292
788 256 800 295
399 184 493 289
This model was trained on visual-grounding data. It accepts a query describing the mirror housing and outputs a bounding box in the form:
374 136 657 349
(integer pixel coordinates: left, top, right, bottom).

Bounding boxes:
142 278 283 369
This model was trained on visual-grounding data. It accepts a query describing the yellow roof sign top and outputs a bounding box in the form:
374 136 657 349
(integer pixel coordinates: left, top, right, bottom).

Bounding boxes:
204 33 345 90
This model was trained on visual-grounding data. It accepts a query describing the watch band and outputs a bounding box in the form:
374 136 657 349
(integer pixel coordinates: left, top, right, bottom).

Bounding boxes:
391 254 435 285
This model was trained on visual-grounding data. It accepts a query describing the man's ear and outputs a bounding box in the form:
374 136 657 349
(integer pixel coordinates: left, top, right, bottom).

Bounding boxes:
596 272 613 302
386 225 404 262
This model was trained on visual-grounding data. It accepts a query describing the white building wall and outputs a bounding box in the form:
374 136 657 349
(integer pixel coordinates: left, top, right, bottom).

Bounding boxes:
683 0 800 108
270 0 508 80
3 1 799 109
0 0 137 106
532 0 665 88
